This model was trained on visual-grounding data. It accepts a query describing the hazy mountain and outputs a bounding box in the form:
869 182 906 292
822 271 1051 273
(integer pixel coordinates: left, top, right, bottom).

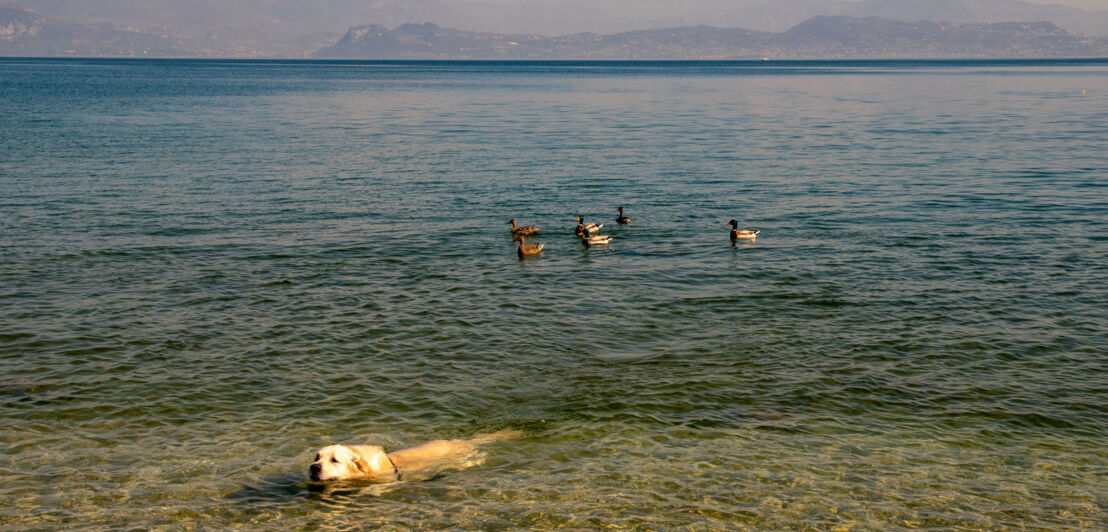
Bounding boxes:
0 4 330 56
780 15 1105 58
318 22 775 60
1 5 193 56
317 16 1108 59
4 0 1108 57
618 0 1108 37
1 4 45 39
7 0 1108 38
844 0 1108 38
4 0 640 36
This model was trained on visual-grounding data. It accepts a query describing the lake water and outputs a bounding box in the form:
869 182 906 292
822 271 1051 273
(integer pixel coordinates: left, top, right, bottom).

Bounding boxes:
1 58 1106 529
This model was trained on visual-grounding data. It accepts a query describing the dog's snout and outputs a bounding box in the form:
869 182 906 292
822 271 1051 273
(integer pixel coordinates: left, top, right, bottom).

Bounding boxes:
309 463 321 480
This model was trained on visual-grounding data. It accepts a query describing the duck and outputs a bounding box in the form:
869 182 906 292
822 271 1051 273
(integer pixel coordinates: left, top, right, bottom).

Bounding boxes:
507 218 540 236
726 219 760 242
575 216 603 237
616 206 630 225
515 235 544 258
580 227 612 246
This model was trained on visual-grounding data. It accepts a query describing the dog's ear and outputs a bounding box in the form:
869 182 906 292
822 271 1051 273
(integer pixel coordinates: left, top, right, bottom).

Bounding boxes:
350 453 370 474
350 445 387 475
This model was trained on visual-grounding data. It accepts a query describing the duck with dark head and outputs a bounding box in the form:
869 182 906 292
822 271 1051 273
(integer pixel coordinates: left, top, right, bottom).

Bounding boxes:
575 216 603 237
726 219 760 243
581 227 612 246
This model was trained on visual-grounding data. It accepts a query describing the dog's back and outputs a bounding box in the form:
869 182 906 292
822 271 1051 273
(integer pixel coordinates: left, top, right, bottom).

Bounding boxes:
468 429 522 444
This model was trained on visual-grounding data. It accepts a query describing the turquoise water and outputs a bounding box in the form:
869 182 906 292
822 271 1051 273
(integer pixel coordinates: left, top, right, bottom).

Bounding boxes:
1 58 1106 529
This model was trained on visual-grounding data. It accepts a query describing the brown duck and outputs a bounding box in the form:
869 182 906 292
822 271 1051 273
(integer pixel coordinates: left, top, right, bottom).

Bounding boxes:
616 206 630 225
515 235 544 258
507 219 540 236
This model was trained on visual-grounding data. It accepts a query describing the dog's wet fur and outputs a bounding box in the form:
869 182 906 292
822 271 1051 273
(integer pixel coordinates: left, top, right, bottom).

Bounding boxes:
309 430 520 482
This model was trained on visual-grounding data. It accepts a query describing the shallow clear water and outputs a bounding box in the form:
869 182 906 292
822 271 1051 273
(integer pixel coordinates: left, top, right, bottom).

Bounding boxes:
1 58 1106 529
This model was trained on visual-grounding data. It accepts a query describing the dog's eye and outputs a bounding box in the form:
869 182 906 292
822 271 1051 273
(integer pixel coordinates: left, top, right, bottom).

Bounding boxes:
315 454 320 461
332 458 338 463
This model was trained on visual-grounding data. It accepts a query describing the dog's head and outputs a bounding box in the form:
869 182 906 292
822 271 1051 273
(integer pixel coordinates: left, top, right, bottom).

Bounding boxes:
308 444 393 481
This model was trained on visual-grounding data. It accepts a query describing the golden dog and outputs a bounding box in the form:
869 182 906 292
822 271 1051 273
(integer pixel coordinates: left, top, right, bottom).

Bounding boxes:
309 429 520 482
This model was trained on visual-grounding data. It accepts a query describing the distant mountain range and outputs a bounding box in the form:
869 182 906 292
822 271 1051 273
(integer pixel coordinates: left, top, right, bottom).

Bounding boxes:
731 0 1108 36
5 0 1108 38
3 3 1108 59
0 5 331 57
1 6 207 57
315 17 1108 59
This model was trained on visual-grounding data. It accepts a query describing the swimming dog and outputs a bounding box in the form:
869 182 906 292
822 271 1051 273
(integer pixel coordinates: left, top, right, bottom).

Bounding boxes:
309 429 520 482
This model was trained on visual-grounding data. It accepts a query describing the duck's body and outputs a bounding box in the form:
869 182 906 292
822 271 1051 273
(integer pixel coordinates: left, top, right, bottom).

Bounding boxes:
507 219 540 236
616 207 630 225
581 228 612 246
515 236 544 258
730 229 760 241
726 219 759 241
575 216 603 237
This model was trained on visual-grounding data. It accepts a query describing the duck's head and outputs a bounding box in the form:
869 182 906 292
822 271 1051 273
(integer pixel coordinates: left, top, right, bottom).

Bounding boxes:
507 219 516 225
618 207 624 213
576 216 583 222
726 219 738 228
514 235 524 243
